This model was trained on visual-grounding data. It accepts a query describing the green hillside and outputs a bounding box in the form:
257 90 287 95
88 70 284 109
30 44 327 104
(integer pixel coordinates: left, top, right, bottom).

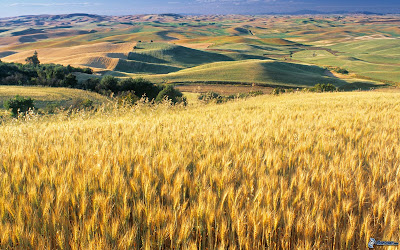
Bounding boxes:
128 42 234 67
142 59 354 87
114 59 183 74
293 39 400 84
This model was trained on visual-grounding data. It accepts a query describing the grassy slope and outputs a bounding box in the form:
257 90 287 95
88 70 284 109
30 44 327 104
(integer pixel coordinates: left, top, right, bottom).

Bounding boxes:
293 39 400 84
0 86 110 109
127 42 234 68
142 59 350 87
1 92 400 248
114 59 183 74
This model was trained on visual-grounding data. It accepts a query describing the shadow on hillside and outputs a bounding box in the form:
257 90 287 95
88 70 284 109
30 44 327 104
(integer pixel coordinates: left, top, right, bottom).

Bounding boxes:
115 59 183 74
0 51 17 58
156 31 180 41
18 34 49 43
338 82 385 91
226 53 268 60
128 52 170 64
260 61 353 87
129 45 235 68
161 46 235 67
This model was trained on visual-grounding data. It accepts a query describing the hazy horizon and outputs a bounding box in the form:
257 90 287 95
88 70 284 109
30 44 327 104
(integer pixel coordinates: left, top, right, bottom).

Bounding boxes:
0 0 399 18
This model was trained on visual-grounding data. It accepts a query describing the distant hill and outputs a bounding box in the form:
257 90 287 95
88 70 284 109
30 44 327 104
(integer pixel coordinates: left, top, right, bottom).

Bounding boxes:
1 13 105 20
158 13 184 18
259 10 386 15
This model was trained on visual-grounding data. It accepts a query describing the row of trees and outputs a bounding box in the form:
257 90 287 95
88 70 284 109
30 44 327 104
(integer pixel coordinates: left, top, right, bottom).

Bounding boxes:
0 60 92 88
198 91 263 104
272 83 337 95
83 76 185 104
1 52 185 105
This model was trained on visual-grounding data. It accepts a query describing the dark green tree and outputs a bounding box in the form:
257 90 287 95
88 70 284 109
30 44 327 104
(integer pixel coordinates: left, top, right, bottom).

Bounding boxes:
25 51 40 66
82 78 100 91
63 73 77 87
4 95 35 116
155 85 185 104
97 75 119 92
310 83 337 92
118 78 161 100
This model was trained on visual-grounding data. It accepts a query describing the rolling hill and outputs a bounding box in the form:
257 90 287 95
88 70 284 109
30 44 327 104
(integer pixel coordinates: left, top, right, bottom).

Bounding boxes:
142 59 353 87
128 42 234 67
0 13 397 88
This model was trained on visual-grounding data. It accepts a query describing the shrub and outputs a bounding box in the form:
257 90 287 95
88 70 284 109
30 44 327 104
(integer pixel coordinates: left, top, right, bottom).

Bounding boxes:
71 98 93 109
332 67 349 74
4 95 35 116
117 91 140 105
324 83 337 92
248 90 264 96
81 99 93 108
82 78 100 91
199 90 262 104
198 91 223 103
155 85 186 104
336 68 349 74
63 73 78 87
118 78 161 100
310 83 337 92
97 75 119 93
233 91 264 99
82 68 93 74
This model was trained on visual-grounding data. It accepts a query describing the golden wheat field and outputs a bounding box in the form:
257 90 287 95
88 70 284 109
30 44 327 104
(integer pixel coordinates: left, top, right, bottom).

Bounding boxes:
1 91 400 249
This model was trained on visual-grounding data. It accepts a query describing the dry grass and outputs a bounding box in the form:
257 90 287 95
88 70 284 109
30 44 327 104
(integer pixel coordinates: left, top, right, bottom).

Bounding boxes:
1 91 400 249
0 86 110 109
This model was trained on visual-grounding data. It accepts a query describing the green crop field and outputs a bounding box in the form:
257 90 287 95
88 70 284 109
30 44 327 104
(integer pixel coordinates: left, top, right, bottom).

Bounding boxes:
140 59 353 87
292 38 400 84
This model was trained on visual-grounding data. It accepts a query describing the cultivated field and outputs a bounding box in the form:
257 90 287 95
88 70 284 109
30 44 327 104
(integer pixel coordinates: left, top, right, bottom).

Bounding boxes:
0 12 399 249
0 14 398 89
1 91 400 248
